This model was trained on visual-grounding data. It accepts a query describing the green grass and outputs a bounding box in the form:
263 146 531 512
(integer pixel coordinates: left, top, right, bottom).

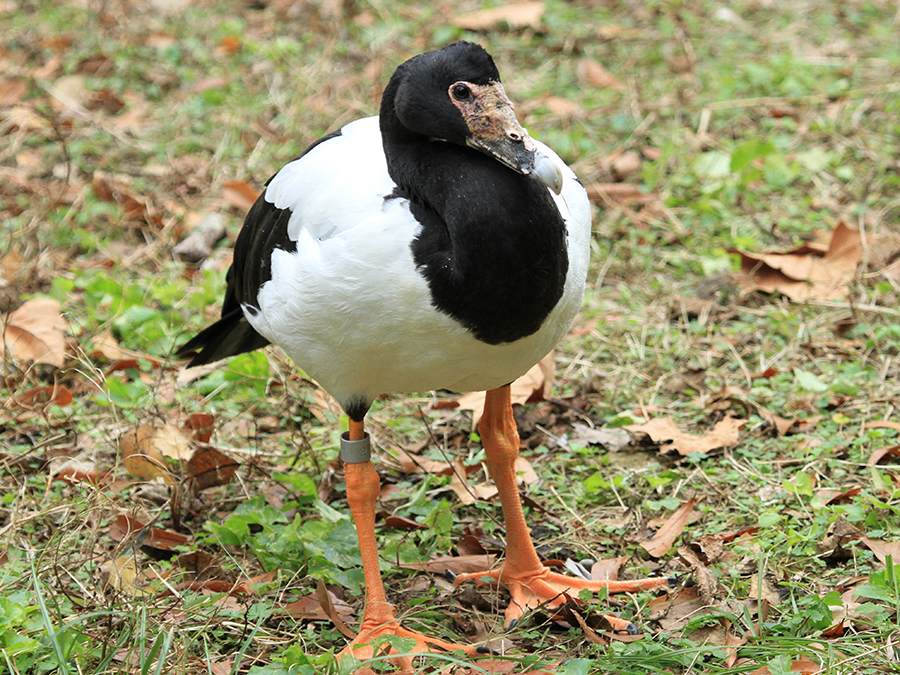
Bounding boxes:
2 0 900 673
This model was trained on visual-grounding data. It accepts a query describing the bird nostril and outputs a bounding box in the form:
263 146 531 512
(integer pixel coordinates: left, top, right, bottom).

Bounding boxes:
507 130 523 142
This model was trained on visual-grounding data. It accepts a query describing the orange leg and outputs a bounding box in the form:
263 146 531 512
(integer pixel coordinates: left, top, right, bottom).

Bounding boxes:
452 386 674 631
339 418 478 670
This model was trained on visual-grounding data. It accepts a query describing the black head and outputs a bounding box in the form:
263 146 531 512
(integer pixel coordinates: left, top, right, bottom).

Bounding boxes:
381 42 557 186
388 42 501 143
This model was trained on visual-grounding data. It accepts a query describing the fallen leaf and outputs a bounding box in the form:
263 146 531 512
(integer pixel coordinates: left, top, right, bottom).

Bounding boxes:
454 2 545 31
382 515 427 530
154 423 194 461
281 591 355 623
448 459 477 505
186 446 239 491
868 445 900 466
757 408 798 436
392 447 454 476
99 556 152 597
0 298 68 367
571 423 630 451
610 150 643 182
543 96 583 118
450 353 554 427
222 179 259 213
626 416 744 456
815 487 861 505
590 556 626 581
118 424 176 483
0 78 28 105
861 537 900 565
748 573 785 606
576 58 625 90
93 171 161 225
677 545 717 603
399 554 495 575
109 514 191 551
185 412 216 443
724 629 747 668
816 517 864 558
693 533 726 564
586 182 658 206
316 579 355 638
13 385 73 408
735 222 862 301
570 608 609 645
864 420 900 432
641 497 695 557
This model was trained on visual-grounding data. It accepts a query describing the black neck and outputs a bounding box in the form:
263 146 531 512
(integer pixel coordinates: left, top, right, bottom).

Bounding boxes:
381 90 568 345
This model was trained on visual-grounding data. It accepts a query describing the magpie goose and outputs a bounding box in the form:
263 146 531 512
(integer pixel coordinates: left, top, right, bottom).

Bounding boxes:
179 42 669 668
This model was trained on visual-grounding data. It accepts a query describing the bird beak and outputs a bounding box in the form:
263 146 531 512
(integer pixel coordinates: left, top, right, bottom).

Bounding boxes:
457 82 563 194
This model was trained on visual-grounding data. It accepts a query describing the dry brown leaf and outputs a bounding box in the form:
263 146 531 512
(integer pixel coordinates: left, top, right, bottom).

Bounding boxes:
543 96 583 118
590 556 626 581
585 182 658 206
576 58 625 90
868 445 900 466
392 447 454 475
222 179 259 213
860 537 900 565
448 459 476 505
626 416 744 456
0 298 68 367
91 328 126 360
640 496 695 557
2 106 51 133
281 591 355 623
109 514 191 551
454 2 545 31
677 544 716 603
0 78 28 105
99 556 152 597
817 517 863 556
451 352 554 427
316 579 356 638
610 150 643 182
186 446 239 491
48 74 89 113
399 554 495 575
185 412 216 443
154 423 193 461
724 629 747 668
571 423 630 451
93 171 161 225
118 424 175 483
736 222 862 301
693 533 726 564
758 408 798 436
864 419 900 432
748 573 784 606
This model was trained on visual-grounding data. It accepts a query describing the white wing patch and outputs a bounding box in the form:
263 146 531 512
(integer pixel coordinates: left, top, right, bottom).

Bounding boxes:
264 117 396 243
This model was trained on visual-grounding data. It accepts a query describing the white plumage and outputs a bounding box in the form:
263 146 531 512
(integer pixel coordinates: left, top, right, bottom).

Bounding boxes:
246 116 591 407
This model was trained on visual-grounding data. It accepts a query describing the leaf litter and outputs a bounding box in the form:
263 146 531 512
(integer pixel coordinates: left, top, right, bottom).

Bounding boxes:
3 2 900 673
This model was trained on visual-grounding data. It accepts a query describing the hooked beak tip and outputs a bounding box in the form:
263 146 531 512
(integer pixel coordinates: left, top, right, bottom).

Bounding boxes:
533 153 563 194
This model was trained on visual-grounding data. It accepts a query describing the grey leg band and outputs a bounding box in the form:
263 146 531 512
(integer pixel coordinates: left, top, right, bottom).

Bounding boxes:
340 432 371 463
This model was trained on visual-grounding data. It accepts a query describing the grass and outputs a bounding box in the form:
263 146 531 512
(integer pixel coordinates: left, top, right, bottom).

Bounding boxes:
2 0 900 673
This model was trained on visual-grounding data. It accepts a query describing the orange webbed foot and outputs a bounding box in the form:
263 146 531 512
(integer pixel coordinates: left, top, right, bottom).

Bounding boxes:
450 564 675 631
339 617 482 672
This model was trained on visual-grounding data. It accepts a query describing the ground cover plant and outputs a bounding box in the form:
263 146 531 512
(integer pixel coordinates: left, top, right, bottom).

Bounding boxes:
2 0 900 673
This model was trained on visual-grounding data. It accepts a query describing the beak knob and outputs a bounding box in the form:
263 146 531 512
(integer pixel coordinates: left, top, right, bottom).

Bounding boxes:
533 153 563 194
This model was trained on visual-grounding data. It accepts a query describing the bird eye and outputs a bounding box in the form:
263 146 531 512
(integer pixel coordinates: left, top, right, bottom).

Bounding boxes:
451 84 471 101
